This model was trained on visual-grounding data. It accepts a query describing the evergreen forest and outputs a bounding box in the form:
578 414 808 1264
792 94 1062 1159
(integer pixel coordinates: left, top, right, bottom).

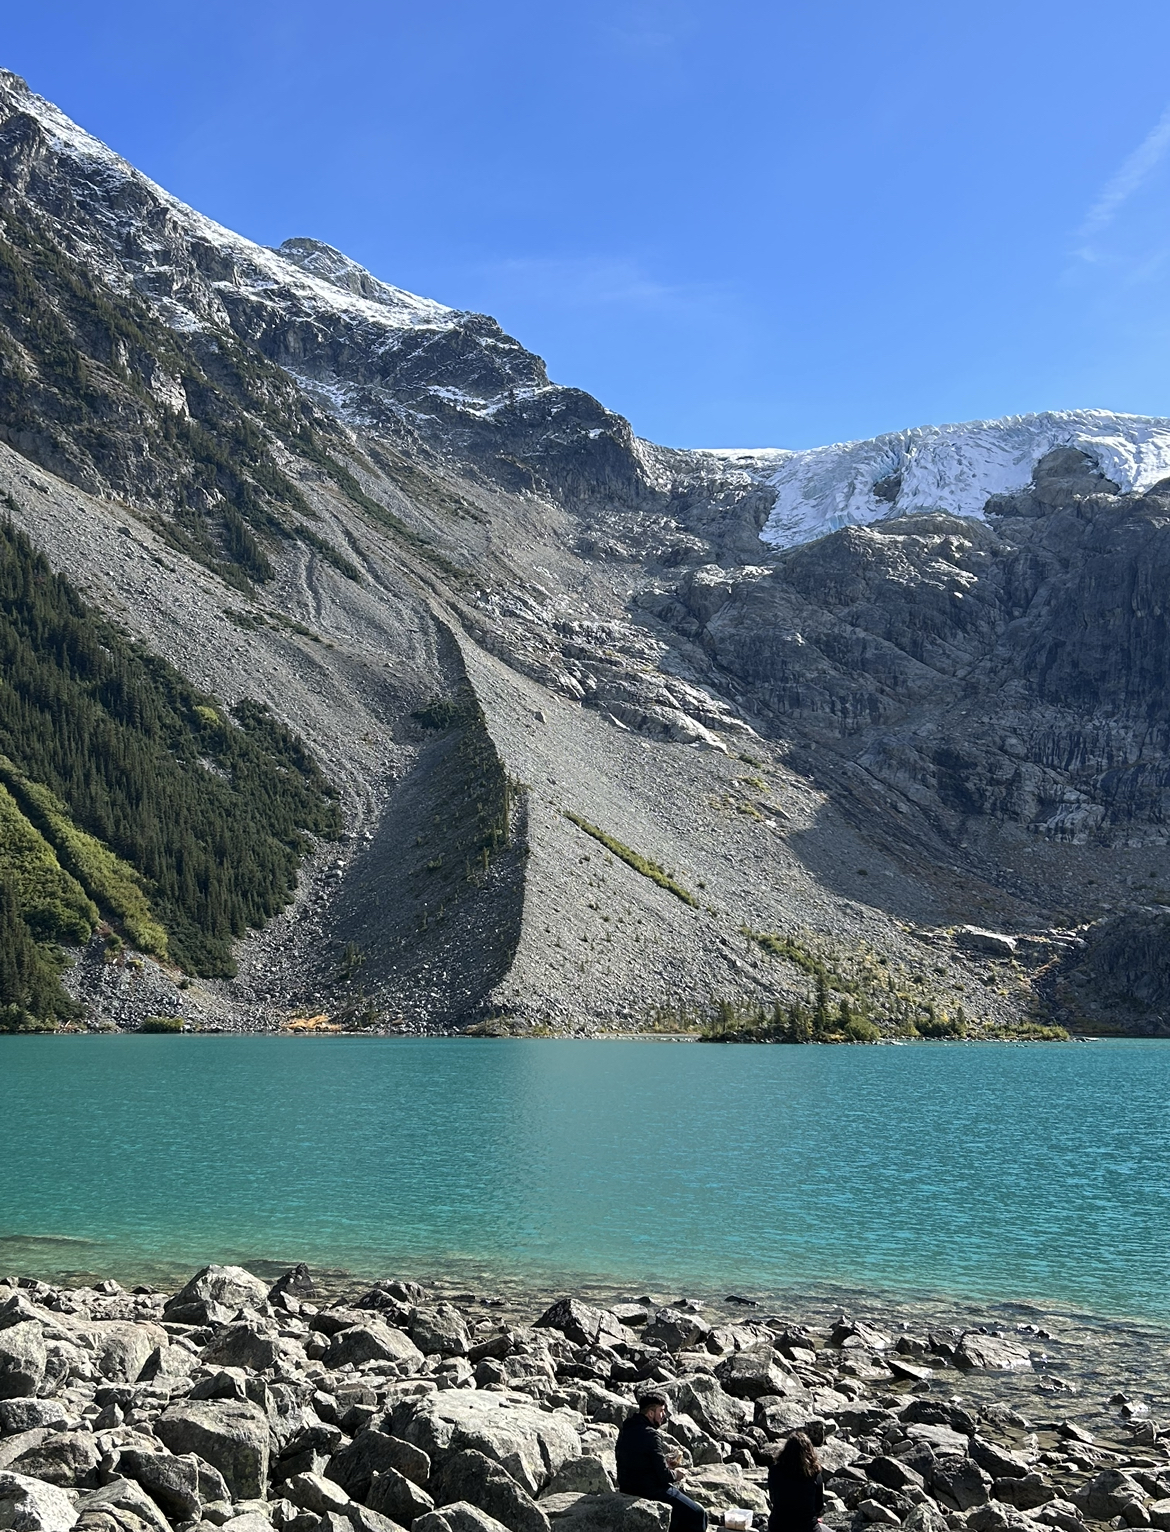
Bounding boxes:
0 518 341 1027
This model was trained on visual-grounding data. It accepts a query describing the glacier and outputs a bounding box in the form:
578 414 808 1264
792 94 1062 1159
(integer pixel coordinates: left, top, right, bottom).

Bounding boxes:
695 411 1170 549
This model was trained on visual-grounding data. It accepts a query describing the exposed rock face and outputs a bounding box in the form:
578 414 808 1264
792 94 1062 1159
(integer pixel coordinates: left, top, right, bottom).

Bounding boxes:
0 69 1167 1034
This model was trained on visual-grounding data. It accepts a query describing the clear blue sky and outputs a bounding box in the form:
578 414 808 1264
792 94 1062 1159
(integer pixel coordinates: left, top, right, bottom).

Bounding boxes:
7 1 1170 449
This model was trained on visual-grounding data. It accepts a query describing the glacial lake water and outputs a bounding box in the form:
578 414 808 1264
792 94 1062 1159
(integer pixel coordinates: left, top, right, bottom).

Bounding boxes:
2 1035 1169 1326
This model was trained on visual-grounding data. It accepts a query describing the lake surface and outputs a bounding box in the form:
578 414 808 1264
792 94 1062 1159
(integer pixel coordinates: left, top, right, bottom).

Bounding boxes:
2 1036 1169 1323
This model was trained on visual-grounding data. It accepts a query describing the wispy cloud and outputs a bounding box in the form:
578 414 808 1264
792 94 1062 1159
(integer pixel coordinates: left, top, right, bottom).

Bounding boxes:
602 1 699 58
1075 101 1170 261
482 254 732 319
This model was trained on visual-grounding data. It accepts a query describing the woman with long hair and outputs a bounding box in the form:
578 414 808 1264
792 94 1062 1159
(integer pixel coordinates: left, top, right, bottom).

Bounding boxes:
766 1432 825 1532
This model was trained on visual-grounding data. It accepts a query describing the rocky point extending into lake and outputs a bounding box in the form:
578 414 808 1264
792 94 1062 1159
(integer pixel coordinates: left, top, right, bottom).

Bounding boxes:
1 1266 1167 1532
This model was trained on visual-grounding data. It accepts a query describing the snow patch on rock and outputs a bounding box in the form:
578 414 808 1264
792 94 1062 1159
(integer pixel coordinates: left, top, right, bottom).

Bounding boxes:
696 411 1170 548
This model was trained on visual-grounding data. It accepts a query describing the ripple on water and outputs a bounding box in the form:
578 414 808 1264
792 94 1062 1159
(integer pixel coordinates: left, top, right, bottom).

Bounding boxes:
3 1034 1169 1331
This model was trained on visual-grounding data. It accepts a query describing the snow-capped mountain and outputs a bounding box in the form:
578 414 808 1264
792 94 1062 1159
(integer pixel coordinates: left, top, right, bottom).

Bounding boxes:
4 67 1170 1036
697 410 1170 548
12 67 1169 558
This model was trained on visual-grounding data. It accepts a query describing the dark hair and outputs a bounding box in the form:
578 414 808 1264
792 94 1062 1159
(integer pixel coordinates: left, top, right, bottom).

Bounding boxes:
637 1390 669 1412
775 1432 820 1479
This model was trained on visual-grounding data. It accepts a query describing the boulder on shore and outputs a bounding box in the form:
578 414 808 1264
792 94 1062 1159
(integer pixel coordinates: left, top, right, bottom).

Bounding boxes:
0 1326 47 1401
0 1469 79 1532
154 1400 270 1500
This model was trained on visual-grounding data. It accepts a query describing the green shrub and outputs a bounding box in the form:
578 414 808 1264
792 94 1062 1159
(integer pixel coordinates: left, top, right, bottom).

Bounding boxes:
844 1015 882 1043
916 1012 966 1038
413 697 472 731
0 781 97 940
139 1015 184 1033
564 812 696 906
0 763 167 957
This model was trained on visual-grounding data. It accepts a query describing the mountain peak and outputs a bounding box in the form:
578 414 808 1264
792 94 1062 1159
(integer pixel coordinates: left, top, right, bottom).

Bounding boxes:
273 237 451 319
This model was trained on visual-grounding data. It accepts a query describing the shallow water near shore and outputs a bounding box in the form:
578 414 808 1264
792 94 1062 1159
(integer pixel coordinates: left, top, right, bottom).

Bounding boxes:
4 1034 1170 1332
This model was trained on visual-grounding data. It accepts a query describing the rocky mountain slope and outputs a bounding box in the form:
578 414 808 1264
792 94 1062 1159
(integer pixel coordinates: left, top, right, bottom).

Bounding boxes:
0 69 1167 1036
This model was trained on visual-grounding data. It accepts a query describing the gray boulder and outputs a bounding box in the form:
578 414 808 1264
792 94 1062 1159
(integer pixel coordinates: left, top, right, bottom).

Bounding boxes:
539 1494 670 1532
534 1304 628 1353
155 1400 271 1500
640 1312 708 1354
217 1516 272 1532
902 1505 949 1532
829 1320 892 1352
868 1458 926 1495
903 1425 969 1458
116 1449 230 1521
397 1394 580 1497
0 1436 49 1476
661 1415 719 1469
675 1469 767 1517
0 1402 69 1434
409 1308 471 1360
272 1448 330 1487
1146 1501 1170 1532
431 1449 549 1532
856 1501 900 1526
203 1326 280 1374
968 1439 1028 1482
10 1433 101 1489
543 1461 614 1498
269 1267 315 1307
1032 1500 1087 1532
365 1470 433 1526
0 1327 46 1401
993 1475 1055 1511
757 1400 824 1440
966 1505 1036 1532
136 1347 193 1388
414 1504 511 1532
328 1431 431 1503
76 1324 166 1385
348 1504 408 1532
816 1438 861 1476
1073 1470 1146 1522
77 1481 172 1532
284 1474 352 1516
325 1325 423 1373
663 1377 751 1441
0 1470 78 1532
930 1458 991 1511
713 1347 793 1400
163 1268 269 1328
953 1335 1031 1373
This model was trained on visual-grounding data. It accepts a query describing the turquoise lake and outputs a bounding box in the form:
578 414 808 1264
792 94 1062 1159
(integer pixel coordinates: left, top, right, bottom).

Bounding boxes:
2 1035 1168 1321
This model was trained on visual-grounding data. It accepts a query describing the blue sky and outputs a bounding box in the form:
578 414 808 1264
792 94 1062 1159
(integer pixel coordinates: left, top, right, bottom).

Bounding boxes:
7 0 1170 449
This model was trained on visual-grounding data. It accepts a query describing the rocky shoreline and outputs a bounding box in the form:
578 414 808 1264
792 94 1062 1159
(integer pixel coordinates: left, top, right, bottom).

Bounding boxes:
2 1268 1168 1532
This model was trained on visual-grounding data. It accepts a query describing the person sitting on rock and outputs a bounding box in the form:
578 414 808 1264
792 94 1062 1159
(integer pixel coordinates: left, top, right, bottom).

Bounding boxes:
616 1390 708 1532
766 1432 825 1532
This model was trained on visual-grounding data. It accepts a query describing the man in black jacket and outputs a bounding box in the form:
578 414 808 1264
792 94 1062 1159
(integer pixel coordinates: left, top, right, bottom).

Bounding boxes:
615 1392 708 1532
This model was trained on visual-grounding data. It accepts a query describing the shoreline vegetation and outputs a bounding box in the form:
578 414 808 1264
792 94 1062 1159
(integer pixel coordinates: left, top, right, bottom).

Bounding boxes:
0 1263 1166 1532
